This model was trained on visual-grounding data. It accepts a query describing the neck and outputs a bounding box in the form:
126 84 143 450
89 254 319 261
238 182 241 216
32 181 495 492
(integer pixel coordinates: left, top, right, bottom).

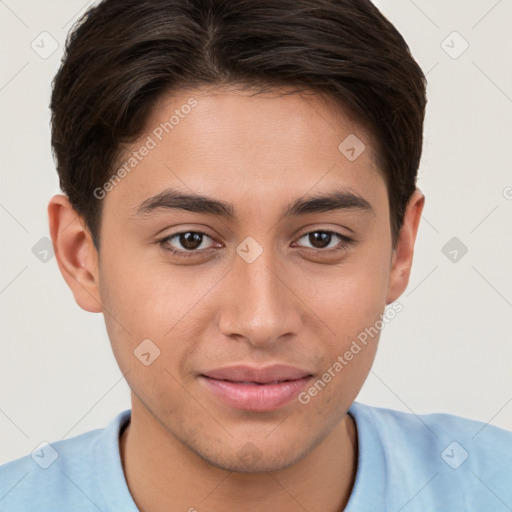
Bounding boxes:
120 396 358 512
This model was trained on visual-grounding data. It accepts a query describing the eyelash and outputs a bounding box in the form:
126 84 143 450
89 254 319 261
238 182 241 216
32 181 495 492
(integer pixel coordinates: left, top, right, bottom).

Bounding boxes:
158 230 353 259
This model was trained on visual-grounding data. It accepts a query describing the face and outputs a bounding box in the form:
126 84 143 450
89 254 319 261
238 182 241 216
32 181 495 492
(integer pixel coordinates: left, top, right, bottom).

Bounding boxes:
55 85 420 473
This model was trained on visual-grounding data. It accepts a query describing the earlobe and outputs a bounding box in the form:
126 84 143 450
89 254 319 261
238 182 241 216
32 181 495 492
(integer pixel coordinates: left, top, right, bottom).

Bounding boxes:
386 189 425 304
48 194 103 313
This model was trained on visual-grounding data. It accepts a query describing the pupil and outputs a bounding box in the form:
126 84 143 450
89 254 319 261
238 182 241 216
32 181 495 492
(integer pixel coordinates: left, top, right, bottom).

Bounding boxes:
310 232 331 248
180 232 202 250
177 232 332 251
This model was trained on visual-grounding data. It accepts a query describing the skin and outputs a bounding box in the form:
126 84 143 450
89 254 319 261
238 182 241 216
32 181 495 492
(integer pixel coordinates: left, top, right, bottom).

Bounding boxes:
48 85 424 512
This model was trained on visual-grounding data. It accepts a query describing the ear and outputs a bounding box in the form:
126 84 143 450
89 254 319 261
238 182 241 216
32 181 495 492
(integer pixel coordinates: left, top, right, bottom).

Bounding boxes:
48 194 102 313
386 189 425 304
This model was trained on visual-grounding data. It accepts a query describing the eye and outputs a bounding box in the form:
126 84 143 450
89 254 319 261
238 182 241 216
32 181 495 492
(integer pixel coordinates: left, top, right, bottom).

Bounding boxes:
159 231 218 258
158 229 353 260
294 230 353 253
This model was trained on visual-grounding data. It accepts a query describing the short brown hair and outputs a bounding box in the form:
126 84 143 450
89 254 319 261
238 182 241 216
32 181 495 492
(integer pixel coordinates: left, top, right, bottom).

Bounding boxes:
50 0 427 250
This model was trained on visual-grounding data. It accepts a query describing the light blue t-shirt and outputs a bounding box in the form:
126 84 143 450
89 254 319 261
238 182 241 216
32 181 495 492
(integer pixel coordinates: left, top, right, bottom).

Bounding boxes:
1 402 511 511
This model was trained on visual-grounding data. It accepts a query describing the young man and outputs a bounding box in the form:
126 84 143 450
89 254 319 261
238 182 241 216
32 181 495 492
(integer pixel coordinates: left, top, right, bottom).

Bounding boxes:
1 0 510 510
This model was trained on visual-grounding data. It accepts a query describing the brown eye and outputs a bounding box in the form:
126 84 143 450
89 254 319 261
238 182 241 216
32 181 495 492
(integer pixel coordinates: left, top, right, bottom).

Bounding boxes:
178 232 204 250
308 231 333 249
296 230 352 252
159 231 216 257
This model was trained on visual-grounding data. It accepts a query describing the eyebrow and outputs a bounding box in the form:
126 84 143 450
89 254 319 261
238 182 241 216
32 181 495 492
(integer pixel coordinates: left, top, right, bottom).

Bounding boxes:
132 187 374 219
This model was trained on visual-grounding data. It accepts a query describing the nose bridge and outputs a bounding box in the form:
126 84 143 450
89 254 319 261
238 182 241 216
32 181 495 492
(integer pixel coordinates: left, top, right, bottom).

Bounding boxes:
218 241 301 345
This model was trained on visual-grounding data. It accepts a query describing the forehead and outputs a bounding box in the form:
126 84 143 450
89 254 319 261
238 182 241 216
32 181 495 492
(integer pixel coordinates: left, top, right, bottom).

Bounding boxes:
106 85 386 217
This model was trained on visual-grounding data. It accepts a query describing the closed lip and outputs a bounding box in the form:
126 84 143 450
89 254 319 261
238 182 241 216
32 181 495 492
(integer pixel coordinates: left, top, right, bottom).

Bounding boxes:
200 364 313 384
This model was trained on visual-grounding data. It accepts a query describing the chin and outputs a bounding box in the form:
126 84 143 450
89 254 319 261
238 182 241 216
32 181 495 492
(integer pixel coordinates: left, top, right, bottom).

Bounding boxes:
185 431 317 474
200 448 306 474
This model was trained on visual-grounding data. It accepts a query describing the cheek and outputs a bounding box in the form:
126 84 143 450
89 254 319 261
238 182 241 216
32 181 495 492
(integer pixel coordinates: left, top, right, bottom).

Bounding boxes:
304 252 390 337
97 261 197 418
100 244 195 331
98 252 214 381
296 245 391 387
296 271 385 417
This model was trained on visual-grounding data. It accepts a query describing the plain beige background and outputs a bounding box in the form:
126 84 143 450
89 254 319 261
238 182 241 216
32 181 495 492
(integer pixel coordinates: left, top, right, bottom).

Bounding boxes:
1 0 511 464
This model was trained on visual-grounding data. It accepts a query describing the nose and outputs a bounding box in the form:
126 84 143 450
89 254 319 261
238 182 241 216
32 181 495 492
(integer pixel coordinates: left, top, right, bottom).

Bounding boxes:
217 246 303 348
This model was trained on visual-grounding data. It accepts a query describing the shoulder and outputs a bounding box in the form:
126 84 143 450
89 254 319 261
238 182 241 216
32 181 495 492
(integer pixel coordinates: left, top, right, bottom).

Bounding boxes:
348 402 512 511
0 428 103 511
351 400 512 445
0 410 132 512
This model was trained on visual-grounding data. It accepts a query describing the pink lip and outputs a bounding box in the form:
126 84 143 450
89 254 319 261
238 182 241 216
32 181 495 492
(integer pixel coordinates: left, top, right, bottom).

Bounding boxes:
199 365 313 412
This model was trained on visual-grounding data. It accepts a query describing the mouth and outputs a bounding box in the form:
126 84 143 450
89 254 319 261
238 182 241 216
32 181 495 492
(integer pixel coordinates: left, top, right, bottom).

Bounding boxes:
199 365 313 412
